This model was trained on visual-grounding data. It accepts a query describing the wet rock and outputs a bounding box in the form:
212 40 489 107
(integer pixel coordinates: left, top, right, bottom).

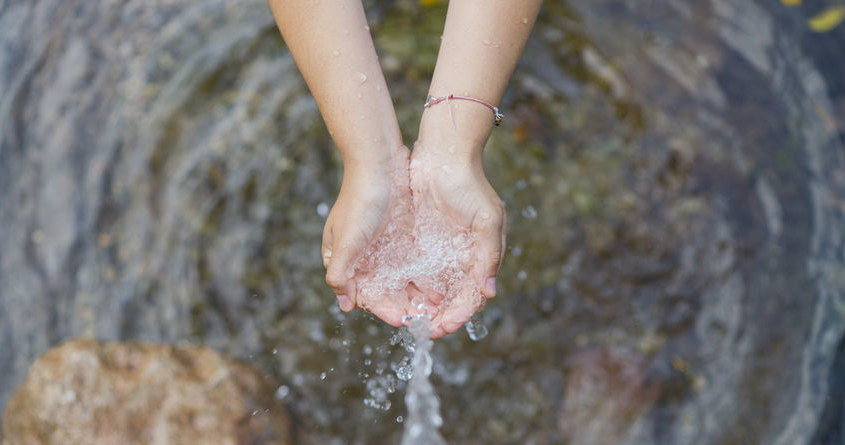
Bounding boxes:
558 347 659 445
1 339 291 445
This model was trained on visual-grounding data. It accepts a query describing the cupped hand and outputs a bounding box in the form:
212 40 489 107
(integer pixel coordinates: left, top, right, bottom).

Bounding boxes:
322 141 506 339
321 145 412 319
409 141 507 338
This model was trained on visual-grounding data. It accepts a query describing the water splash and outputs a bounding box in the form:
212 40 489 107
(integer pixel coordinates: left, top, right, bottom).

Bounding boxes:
363 374 395 411
464 319 488 341
400 316 448 445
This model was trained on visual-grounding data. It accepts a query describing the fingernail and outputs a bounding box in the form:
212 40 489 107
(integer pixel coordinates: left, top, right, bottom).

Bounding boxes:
337 295 352 312
485 278 496 297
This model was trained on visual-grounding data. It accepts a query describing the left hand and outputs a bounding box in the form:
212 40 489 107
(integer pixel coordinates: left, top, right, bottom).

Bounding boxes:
408 141 507 338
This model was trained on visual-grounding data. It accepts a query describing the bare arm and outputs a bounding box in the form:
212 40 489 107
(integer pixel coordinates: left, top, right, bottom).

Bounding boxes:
418 0 543 160
268 0 402 167
413 0 543 336
269 0 409 309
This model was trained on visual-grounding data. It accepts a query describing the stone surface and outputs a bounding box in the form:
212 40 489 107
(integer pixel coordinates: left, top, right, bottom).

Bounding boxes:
558 347 659 445
1 339 291 445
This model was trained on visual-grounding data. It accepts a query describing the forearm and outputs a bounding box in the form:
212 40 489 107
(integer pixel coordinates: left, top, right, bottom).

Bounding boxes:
419 0 543 160
268 0 402 170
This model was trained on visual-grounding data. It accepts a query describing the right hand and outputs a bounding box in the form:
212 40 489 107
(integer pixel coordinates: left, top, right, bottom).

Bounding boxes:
321 145 412 321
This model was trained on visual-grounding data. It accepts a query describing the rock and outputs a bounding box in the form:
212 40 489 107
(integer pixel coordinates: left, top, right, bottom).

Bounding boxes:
558 347 659 445
1 339 291 445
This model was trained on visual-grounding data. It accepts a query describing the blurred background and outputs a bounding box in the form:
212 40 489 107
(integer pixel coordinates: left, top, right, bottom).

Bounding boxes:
1 0 844 444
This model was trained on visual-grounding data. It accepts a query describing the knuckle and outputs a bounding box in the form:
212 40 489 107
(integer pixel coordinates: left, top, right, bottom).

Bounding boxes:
325 269 346 290
321 249 332 268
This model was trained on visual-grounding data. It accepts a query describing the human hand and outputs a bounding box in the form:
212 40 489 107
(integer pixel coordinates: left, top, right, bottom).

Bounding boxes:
408 140 507 337
323 140 505 339
321 145 413 318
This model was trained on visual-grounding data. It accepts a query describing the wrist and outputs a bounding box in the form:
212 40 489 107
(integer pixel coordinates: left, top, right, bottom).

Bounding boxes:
341 140 406 175
416 100 493 164
341 144 409 198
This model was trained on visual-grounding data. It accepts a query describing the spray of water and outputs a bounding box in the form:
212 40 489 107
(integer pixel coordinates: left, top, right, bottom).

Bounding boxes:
400 315 448 445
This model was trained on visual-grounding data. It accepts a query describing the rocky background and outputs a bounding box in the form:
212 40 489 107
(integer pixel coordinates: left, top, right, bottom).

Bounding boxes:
0 0 844 444
2 340 292 445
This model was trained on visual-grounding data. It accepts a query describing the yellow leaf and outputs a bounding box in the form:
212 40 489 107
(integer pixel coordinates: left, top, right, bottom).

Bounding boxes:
419 0 441 6
781 0 802 6
808 6 845 32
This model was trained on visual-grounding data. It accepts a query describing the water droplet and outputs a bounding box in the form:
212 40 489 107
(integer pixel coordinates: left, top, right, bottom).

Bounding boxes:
364 374 395 411
320 372 327 380
252 409 260 416
356 72 368 84
317 202 329 218
272 348 278 355
511 246 523 257
363 345 373 355
393 355 413 381
364 397 392 410
465 319 488 341
515 179 527 190
522 205 538 219
397 415 404 423
275 385 290 400
517 270 527 281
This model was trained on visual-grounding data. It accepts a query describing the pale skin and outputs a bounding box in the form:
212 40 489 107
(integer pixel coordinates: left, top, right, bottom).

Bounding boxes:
268 0 543 338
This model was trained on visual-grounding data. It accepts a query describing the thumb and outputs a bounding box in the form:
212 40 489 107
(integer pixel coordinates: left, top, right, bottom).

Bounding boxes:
322 224 358 312
473 209 505 299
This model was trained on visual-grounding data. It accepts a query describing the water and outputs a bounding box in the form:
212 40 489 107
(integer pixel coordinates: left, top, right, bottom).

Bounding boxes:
400 316 447 445
464 319 488 342
1 0 844 444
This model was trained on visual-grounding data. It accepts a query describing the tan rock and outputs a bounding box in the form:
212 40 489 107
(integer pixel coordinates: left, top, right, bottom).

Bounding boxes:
2 339 291 445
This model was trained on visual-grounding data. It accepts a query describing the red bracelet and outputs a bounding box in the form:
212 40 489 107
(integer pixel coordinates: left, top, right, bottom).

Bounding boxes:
424 94 504 126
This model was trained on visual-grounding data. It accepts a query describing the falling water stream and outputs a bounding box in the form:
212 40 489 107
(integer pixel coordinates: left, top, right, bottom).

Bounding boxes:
1 0 844 444
400 316 447 445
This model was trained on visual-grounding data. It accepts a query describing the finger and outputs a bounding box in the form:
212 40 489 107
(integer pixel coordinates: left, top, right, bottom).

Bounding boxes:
336 278 357 312
325 236 361 311
500 208 508 267
322 220 355 311
321 221 334 269
430 325 448 339
370 303 406 328
472 210 505 299
406 282 445 310
424 287 445 308
437 300 479 337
